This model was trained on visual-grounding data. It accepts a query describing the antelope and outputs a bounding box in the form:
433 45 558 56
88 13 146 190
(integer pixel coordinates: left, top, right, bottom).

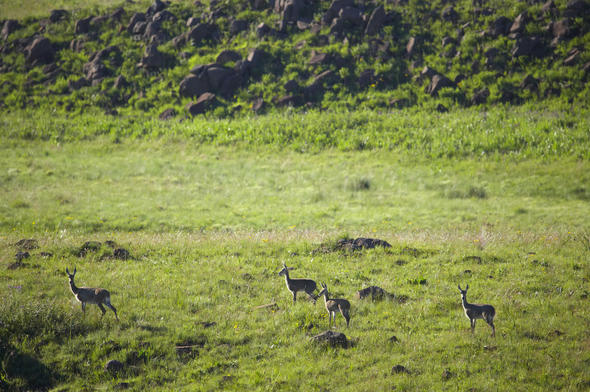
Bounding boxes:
278 263 318 304
458 284 495 337
318 282 351 328
66 267 119 321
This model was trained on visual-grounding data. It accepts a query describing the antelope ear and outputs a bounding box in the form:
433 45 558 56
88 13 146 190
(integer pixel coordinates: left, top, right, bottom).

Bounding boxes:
287 267 294 270
66 268 70 275
73 267 77 275
466 284 469 290
458 284 462 291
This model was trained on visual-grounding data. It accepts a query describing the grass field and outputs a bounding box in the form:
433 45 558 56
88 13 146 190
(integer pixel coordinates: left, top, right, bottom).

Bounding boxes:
1 106 590 391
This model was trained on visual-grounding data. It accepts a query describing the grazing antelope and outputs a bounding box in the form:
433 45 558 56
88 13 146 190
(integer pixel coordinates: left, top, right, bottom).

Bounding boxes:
278 263 318 304
66 267 119 321
458 284 495 337
318 282 351 328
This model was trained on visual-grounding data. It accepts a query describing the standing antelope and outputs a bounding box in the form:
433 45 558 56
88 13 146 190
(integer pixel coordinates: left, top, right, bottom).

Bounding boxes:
278 263 318 304
66 267 119 321
458 284 495 337
318 282 351 328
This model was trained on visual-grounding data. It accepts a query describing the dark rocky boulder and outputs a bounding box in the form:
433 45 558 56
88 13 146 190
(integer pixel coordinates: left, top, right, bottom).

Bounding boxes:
113 75 128 89
358 69 376 89
510 12 527 34
488 16 511 37
105 360 124 375
441 6 459 23
339 7 363 25
426 74 455 96
230 19 248 35
284 79 300 93
311 331 349 348
69 39 85 52
25 37 55 65
552 19 573 42
75 17 92 34
77 241 102 257
563 48 581 65
256 22 272 38
127 12 146 33
14 239 39 250
159 108 176 120
152 10 175 23
356 286 390 300
520 74 539 92
186 92 217 115
138 43 165 68
186 16 200 28
511 36 547 57
179 74 210 98
146 0 167 17
49 9 69 23
216 50 241 64
365 5 386 35
471 87 490 105
251 97 265 113
187 23 218 45
2 20 21 40
406 36 417 57
565 0 590 16
207 65 241 96
68 77 90 91
323 0 355 25
113 248 131 260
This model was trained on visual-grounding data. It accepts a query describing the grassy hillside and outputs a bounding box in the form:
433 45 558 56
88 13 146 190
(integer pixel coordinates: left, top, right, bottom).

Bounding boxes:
1 0 589 117
1 137 589 391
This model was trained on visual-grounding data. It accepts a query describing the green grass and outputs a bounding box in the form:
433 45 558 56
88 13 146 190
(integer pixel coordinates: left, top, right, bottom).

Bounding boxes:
1 106 590 390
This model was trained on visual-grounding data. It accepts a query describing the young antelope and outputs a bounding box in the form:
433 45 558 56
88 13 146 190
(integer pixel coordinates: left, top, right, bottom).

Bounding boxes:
458 284 495 337
66 267 118 321
318 282 351 328
278 263 318 304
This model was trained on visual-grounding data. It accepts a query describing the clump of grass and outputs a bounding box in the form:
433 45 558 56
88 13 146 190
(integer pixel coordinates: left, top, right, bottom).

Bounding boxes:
346 177 371 191
0 293 91 341
445 185 488 199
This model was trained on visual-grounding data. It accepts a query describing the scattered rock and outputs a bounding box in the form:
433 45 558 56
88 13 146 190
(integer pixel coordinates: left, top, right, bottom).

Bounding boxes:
356 286 391 300
114 382 130 390
40 252 53 258
510 12 527 35
186 92 217 115
15 239 39 250
391 364 410 374
251 97 265 113
441 369 454 380
487 16 511 37
179 73 210 98
471 87 490 105
436 103 448 113
75 17 92 34
49 9 69 23
216 50 241 65
563 48 580 65
7 261 26 270
105 359 124 374
2 20 21 40
15 251 30 261
511 36 547 58
365 5 386 35
311 330 349 348
113 248 131 260
25 36 55 65
159 108 176 120
138 43 165 68
256 22 271 38
426 74 455 96
406 36 417 57
388 335 399 343
77 241 102 257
